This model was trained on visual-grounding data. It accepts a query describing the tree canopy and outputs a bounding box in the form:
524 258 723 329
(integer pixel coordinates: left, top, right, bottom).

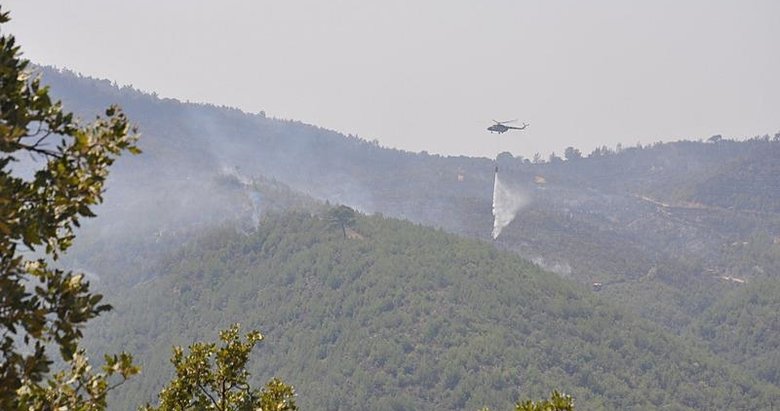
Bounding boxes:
142 324 297 411
514 391 574 411
327 205 357 238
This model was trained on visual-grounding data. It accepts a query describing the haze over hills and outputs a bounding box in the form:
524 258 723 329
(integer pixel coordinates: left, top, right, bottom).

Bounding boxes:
34 66 780 408
45 65 779 283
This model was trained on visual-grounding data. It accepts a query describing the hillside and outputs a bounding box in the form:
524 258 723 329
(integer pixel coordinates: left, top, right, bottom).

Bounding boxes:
691 276 780 385
40 66 780 284
84 211 778 411
39 66 495 236
63 167 324 287
38 66 780 397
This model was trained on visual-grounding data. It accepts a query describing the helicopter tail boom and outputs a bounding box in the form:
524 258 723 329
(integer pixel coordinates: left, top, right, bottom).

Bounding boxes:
510 123 529 130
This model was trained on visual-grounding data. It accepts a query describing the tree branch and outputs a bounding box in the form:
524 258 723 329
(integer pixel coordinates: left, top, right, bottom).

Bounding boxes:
17 142 62 159
197 382 222 411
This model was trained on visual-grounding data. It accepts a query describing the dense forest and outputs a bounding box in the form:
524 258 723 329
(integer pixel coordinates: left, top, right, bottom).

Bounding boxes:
691 276 780 385
84 211 778 410
8 65 777 410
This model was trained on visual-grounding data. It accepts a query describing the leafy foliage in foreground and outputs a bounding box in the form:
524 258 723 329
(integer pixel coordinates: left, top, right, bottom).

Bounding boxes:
16 351 138 411
481 390 574 411
0 7 139 409
87 211 778 410
514 391 574 411
142 324 296 411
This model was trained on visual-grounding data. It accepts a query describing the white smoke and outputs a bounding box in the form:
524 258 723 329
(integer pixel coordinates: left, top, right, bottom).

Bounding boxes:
531 257 572 277
220 165 253 185
220 166 263 227
492 171 528 239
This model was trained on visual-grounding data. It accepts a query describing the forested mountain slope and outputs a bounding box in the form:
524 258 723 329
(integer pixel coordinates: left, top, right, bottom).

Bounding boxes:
40 65 492 235
38 66 780 399
41 66 780 288
691 276 780 385
85 211 778 411
63 167 324 287
41 65 780 234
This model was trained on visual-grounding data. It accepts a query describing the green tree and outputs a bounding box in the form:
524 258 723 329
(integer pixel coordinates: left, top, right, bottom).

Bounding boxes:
563 147 582 161
480 391 574 411
514 391 574 411
0 6 140 408
327 205 357 238
16 351 138 411
143 324 297 411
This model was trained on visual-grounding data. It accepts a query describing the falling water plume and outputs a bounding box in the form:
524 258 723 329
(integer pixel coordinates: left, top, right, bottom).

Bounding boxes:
492 169 527 239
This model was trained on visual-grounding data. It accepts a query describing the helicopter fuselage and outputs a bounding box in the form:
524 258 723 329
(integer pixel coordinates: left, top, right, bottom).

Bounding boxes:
488 123 527 133
487 124 510 133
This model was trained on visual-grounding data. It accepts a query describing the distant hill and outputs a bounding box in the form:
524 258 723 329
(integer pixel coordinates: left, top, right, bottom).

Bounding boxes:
38 65 492 231
40 65 779 279
85 211 779 411
37 66 780 405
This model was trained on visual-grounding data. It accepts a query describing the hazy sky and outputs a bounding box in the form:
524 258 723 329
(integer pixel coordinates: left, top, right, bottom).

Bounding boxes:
5 1 780 158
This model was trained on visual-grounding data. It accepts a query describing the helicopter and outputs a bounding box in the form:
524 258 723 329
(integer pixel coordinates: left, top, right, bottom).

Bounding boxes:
487 119 529 134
